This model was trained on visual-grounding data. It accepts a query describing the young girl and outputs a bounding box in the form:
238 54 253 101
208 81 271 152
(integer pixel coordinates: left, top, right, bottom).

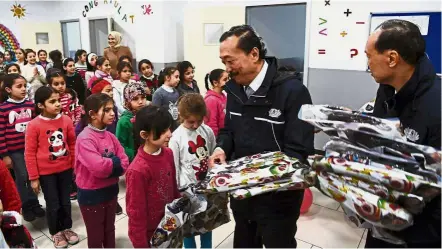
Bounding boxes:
49 50 64 71
152 67 180 131
176 61 200 96
47 69 82 126
3 51 16 65
22 50 46 96
75 93 129 248
85 53 97 85
204 69 228 136
74 49 87 81
36 50 51 72
4 64 20 75
63 58 86 105
0 74 44 222
87 57 113 89
169 93 216 249
138 59 159 102
126 105 180 248
25 86 79 248
116 82 147 162
75 79 118 136
113 61 136 116
117 56 140 81
14 49 25 68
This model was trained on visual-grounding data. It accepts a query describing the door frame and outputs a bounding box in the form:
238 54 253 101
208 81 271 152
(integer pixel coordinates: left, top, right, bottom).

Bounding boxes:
244 1 311 87
60 19 82 58
87 16 112 56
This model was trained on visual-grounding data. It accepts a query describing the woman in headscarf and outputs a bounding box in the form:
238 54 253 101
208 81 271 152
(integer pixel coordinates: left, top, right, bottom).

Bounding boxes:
103 31 133 79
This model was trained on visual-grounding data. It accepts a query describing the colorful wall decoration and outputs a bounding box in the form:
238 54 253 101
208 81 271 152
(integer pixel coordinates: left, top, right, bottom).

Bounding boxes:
81 0 136 24
0 24 20 52
11 2 27 19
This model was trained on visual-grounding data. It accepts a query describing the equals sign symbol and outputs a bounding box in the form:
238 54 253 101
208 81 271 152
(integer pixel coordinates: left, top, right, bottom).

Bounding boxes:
318 49 326 54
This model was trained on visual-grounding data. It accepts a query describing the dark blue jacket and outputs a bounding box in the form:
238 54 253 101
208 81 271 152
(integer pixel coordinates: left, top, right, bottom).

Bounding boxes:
217 57 314 162
373 56 441 245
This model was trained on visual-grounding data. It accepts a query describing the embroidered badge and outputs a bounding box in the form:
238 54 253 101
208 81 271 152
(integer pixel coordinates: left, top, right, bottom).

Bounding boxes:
268 108 281 118
404 127 420 142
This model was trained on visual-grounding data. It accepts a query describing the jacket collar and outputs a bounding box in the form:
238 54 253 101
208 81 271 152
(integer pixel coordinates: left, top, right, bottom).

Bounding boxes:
384 56 436 114
225 57 278 103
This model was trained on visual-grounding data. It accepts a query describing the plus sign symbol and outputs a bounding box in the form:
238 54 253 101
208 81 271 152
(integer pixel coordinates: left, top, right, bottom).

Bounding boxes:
340 31 348 37
142 4 153 15
344 9 352 17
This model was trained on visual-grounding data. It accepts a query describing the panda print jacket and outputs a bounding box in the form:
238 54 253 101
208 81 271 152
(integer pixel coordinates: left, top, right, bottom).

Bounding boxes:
24 114 76 180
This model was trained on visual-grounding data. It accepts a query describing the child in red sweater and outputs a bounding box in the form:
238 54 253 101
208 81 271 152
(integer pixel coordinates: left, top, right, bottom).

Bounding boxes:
25 86 79 248
126 105 180 248
47 69 82 126
204 69 228 137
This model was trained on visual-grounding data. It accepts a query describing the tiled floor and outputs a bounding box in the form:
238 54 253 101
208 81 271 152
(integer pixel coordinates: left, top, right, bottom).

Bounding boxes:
26 180 367 248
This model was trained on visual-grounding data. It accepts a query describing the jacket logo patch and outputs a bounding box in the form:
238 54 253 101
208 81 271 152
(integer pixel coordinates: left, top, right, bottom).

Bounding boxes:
404 127 420 142
268 108 281 118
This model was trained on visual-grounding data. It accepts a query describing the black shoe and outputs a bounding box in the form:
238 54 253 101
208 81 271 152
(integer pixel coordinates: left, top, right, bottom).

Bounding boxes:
116 202 123 215
23 209 36 222
32 205 46 218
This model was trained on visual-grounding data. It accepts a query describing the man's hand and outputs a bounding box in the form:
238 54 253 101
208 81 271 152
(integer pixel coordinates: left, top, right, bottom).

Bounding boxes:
3 156 12 169
208 148 226 168
31 179 40 195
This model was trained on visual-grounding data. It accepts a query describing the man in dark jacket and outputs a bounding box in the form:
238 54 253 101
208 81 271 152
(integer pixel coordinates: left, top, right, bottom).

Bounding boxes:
209 25 314 248
365 19 441 248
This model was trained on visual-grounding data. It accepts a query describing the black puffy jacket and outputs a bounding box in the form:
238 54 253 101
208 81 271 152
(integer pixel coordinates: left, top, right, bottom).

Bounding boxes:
373 56 441 245
217 57 314 162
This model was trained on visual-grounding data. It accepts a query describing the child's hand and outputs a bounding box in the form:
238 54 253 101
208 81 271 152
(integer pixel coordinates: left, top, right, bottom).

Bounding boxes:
33 67 39 76
2 156 12 169
31 179 40 195
145 87 151 95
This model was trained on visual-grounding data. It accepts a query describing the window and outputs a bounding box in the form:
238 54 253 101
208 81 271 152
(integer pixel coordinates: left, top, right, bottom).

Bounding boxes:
36 33 49 44
204 23 223 45
61 20 82 58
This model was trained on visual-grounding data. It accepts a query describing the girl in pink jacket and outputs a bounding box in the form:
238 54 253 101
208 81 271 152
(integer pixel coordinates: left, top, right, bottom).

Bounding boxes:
204 69 228 137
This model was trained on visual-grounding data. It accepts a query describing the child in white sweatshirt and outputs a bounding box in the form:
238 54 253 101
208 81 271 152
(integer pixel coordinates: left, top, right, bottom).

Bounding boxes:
21 50 46 101
169 93 216 249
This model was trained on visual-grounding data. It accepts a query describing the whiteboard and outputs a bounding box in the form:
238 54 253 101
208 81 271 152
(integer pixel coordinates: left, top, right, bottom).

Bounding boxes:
370 15 430 35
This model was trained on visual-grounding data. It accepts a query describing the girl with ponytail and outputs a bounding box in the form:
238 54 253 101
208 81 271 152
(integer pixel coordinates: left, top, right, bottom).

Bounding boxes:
203 68 228 136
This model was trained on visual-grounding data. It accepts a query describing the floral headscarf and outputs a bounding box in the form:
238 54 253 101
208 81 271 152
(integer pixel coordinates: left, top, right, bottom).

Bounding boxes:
124 81 146 109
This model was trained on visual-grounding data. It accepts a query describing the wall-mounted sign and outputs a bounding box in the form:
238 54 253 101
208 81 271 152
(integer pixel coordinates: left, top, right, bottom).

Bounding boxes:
82 0 135 24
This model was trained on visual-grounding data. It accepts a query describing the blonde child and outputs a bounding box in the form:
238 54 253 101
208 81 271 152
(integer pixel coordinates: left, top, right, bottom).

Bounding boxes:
25 86 79 248
116 82 147 162
0 74 44 222
169 93 216 249
152 67 180 131
126 105 180 248
75 93 129 248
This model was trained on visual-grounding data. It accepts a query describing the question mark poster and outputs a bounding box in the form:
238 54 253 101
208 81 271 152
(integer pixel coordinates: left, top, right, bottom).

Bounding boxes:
308 0 370 71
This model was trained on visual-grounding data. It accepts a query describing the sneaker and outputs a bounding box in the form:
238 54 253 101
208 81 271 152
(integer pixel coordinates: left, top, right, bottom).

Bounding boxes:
52 232 68 248
22 209 36 222
116 202 123 215
32 205 46 218
63 229 79 245
70 192 77 200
